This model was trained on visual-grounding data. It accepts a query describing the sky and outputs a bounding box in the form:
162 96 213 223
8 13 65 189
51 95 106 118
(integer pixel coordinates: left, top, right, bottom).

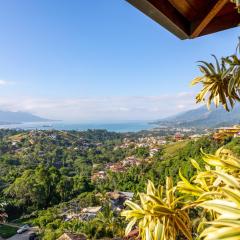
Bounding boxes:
0 0 239 122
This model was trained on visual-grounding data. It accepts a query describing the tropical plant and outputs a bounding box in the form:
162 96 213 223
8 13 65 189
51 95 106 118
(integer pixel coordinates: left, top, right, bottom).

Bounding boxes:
94 205 125 237
231 0 240 13
177 147 240 239
122 146 240 240
191 40 240 111
0 202 8 223
178 147 240 202
199 186 240 240
121 178 192 240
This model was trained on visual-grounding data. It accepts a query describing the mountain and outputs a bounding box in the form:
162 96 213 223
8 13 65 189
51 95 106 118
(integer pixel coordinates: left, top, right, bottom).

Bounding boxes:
0 110 49 124
154 104 240 128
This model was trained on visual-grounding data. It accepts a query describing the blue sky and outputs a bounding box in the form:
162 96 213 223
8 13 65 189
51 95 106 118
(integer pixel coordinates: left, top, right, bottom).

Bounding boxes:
0 0 239 122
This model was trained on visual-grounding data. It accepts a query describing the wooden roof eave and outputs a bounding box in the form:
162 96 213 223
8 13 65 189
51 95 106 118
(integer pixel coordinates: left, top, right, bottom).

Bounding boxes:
127 0 240 39
127 0 189 39
190 0 229 38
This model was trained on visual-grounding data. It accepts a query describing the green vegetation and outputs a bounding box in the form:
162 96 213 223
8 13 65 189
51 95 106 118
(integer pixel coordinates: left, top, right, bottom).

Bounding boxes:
0 224 17 238
121 39 240 240
0 126 237 239
192 40 240 111
163 140 188 158
122 145 240 240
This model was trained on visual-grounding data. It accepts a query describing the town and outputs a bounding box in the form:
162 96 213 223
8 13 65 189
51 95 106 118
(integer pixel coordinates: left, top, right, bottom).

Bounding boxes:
1 123 240 239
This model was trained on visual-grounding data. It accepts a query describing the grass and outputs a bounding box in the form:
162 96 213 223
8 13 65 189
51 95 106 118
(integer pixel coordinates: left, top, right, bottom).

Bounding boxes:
0 224 17 238
11 218 26 224
164 140 189 158
8 133 27 142
11 217 33 225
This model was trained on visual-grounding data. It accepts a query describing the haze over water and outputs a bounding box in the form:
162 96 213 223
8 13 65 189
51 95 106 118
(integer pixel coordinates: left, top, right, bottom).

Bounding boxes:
0 121 154 133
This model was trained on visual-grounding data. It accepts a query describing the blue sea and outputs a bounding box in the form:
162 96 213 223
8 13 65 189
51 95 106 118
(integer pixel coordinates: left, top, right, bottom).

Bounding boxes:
0 121 155 133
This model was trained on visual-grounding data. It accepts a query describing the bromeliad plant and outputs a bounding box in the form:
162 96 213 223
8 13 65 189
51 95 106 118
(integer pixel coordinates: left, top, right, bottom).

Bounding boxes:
178 147 240 203
191 40 240 111
122 147 240 240
121 177 192 240
199 186 240 240
178 148 240 240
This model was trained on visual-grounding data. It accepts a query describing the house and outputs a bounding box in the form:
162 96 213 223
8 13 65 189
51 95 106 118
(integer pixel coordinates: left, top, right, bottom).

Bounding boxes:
29 139 35 145
108 163 125 173
174 133 184 141
60 210 80 221
122 157 141 167
158 140 167 145
57 233 86 240
189 134 202 141
91 171 106 181
80 206 102 220
61 206 102 222
11 141 18 146
107 191 134 211
149 148 159 157
235 132 240 138
213 125 240 140
50 134 57 140
120 191 134 200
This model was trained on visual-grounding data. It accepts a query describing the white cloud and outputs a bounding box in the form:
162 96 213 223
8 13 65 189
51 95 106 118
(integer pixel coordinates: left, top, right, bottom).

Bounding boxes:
0 92 200 122
0 80 9 86
177 91 196 97
177 104 186 109
0 80 15 86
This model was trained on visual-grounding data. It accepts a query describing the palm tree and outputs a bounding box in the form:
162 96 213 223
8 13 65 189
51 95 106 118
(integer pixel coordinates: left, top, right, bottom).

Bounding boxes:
94 205 124 237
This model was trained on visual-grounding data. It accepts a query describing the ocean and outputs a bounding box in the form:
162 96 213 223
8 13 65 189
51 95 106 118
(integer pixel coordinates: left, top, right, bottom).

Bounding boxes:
0 121 154 133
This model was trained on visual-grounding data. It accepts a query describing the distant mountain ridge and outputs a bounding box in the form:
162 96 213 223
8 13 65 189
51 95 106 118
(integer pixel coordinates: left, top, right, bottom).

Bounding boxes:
155 104 240 128
0 110 49 124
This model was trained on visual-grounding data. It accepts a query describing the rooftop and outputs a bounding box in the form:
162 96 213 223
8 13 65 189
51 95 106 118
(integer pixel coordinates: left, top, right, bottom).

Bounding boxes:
57 233 86 240
81 206 102 213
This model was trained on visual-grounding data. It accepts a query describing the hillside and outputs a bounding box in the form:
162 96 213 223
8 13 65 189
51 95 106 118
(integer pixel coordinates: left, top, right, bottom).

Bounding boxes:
154 104 240 128
0 128 221 239
0 110 49 124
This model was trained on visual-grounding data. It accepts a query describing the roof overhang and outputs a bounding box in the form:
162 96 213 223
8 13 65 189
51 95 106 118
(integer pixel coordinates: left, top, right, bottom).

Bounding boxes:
126 0 240 39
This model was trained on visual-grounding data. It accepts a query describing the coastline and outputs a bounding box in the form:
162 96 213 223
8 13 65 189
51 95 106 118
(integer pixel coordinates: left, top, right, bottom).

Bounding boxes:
0 121 154 133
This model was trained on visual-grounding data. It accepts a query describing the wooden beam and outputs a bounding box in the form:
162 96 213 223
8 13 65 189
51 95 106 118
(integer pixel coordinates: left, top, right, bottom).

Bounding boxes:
168 0 197 21
199 11 240 37
126 0 190 39
191 0 229 38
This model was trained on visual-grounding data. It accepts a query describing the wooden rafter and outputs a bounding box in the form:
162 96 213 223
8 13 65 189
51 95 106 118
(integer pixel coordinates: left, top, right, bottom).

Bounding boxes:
191 0 229 38
200 11 240 36
168 0 197 21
